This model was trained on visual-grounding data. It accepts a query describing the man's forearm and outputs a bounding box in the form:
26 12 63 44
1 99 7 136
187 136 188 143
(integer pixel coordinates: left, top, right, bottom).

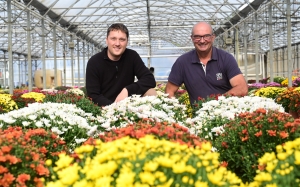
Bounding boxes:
225 85 248 96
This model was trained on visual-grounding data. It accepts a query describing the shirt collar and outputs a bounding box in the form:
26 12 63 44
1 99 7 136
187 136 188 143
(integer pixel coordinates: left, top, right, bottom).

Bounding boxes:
103 47 127 62
191 46 217 64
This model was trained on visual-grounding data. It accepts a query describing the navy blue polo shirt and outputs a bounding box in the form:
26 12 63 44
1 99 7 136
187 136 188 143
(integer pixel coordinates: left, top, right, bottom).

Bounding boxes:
168 47 242 105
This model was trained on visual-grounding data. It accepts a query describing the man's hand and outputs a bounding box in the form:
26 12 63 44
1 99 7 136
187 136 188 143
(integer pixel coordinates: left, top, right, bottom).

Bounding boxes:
115 88 128 103
165 81 179 98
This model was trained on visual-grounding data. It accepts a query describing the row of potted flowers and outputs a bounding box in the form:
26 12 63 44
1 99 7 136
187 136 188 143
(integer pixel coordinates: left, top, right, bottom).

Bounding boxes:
2 116 300 186
0 83 300 186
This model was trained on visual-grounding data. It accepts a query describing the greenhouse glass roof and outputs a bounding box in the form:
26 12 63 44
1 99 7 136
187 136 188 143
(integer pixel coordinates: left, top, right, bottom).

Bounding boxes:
1 0 300 59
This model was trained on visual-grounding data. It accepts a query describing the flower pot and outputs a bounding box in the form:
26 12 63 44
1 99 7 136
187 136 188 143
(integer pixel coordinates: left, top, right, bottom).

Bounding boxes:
289 110 299 119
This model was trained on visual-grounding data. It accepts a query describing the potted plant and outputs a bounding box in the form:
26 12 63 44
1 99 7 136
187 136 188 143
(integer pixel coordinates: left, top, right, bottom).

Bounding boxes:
287 88 300 118
275 87 296 112
46 135 242 187
0 127 68 186
251 135 300 186
212 108 300 183
276 87 300 118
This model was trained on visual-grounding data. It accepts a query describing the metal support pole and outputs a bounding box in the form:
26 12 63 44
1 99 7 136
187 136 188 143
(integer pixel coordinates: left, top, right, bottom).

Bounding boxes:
255 13 259 83
87 43 90 60
27 9 32 91
53 25 57 88
268 4 274 82
294 45 297 72
24 59 27 87
35 60 38 71
287 0 292 87
70 35 74 86
91 45 94 55
276 49 279 75
235 28 239 66
297 45 299 71
63 32 67 86
147 45 151 68
243 21 248 83
77 39 80 86
18 55 21 87
282 49 285 77
82 42 86 85
7 0 14 93
41 18 46 89
3 53 6 88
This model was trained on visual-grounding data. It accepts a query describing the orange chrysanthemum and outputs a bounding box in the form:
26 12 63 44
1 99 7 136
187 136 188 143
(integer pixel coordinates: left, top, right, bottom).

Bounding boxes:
16 173 30 185
279 131 289 139
254 130 263 137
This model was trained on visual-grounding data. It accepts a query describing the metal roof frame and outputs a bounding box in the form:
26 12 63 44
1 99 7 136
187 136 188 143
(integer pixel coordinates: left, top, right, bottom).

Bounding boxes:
1 0 300 93
1 0 299 59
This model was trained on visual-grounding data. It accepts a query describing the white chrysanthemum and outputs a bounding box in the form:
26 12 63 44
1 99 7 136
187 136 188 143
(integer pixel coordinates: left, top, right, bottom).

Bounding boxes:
211 125 225 136
212 109 223 116
51 127 64 135
87 125 98 136
49 114 56 120
97 94 188 132
75 138 87 144
41 118 51 127
0 102 103 149
35 120 43 127
66 88 85 96
22 121 31 127
101 121 111 129
3 117 16 124
28 114 37 121
185 95 285 136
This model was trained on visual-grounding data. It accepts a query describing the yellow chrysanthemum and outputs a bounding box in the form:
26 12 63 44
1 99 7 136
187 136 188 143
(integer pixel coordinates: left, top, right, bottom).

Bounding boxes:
0 93 18 112
21 92 45 102
46 135 241 187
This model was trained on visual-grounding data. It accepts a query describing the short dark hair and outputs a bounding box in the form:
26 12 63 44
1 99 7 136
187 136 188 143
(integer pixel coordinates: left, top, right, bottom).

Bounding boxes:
107 23 129 38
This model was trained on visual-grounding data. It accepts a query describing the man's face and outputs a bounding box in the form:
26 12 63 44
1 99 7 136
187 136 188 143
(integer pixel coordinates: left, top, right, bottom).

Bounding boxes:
191 23 215 53
106 30 128 61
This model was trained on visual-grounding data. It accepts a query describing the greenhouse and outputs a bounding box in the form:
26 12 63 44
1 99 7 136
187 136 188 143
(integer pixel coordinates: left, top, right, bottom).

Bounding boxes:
1 0 300 186
1 0 300 91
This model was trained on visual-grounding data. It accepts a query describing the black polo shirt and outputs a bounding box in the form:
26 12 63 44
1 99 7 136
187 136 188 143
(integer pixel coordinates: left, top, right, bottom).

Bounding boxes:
168 47 242 105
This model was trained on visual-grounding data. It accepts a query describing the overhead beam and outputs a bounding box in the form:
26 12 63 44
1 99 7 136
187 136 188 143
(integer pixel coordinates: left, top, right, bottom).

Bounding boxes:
22 0 101 47
214 0 263 36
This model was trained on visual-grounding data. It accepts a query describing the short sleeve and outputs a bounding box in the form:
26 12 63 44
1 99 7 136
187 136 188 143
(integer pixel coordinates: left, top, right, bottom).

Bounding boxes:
168 57 184 86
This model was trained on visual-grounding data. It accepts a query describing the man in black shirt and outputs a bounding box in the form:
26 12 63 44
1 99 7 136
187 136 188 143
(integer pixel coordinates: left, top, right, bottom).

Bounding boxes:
86 23 156 106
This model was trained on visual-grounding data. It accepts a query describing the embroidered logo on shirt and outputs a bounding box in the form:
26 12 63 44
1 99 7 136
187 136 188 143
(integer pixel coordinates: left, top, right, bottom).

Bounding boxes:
216 73 222 80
